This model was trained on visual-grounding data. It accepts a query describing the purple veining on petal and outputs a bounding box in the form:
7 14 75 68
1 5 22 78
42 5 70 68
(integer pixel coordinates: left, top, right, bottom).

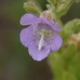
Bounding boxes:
28 41 50 61
20 13 39 25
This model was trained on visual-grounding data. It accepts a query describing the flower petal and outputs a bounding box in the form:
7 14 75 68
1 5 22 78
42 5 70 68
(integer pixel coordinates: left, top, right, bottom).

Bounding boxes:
28 41 50 61
51 21 62 31
20 26 34 47
39 18 62 31
20 13 39 25
50 31 62 51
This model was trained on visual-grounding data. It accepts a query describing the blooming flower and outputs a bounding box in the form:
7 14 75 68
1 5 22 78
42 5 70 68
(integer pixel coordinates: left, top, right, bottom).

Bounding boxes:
20 12 62 61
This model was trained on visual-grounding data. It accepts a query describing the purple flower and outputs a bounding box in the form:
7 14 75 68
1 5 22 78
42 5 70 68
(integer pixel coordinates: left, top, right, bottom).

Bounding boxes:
20 13 62 61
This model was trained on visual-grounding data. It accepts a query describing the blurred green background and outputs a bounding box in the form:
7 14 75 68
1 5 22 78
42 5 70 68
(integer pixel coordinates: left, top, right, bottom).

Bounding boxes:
0 0 80 80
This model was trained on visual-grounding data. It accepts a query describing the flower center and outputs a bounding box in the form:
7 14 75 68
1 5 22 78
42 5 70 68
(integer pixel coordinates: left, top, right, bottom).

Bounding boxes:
34 24 53 38
38 35 44 50
40 29 52 38
34 23 53 50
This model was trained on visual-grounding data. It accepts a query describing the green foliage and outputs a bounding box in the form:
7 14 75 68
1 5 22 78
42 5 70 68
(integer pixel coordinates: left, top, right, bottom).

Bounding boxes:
62 45 77 61
48 52 64 80
69 52 80 80
64 19 80 34
56 0 74 17
23 1 42 16
48 45 80 80
47 0 74 17
62 71 77 80
47 0 56 7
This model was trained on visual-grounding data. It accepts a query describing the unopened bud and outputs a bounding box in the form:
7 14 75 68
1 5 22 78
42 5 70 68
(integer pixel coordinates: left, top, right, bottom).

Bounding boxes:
23 1 41 16
40 10 53 21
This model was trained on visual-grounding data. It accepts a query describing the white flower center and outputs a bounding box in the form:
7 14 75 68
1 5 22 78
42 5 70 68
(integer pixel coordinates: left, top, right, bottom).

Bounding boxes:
34 23 54 50
34 24 53 38
38 35 44 50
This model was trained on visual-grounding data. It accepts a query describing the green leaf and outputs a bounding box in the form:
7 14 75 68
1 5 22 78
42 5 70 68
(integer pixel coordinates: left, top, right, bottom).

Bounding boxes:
47 0 74 17
64 19 80 34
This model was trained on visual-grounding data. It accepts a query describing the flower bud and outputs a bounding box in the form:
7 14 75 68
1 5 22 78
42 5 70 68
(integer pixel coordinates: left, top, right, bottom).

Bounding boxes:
64 19 80 34
68 32 80 51
23 1 41 16
40 10 53 21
